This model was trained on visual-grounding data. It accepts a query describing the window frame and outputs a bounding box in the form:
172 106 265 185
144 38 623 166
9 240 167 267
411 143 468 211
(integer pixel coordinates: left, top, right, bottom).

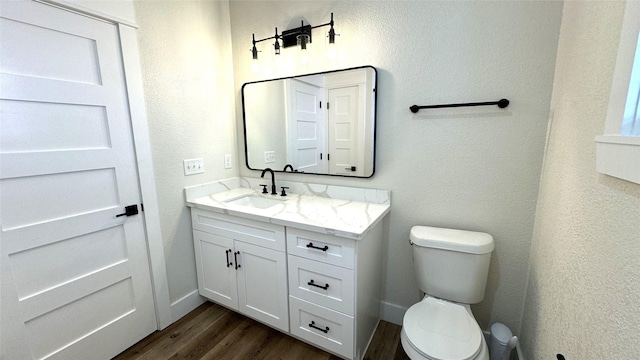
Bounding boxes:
596 1 640 184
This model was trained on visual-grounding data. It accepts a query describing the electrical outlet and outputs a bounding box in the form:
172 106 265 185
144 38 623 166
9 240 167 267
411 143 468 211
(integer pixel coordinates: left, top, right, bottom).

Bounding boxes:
224 154 232 169
183 158 204 175
264 151 275 164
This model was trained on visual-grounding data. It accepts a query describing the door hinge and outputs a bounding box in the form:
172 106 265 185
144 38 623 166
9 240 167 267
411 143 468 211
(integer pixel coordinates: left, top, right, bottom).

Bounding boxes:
116 204 139 218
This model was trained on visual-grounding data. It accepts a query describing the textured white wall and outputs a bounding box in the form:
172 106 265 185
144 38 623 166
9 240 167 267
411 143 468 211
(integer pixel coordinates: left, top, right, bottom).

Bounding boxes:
133 0 237 306
521 2 640 358
230 1 562 332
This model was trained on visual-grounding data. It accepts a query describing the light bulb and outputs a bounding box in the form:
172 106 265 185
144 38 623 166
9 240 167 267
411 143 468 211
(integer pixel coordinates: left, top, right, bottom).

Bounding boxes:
327 42 336 60
274 54 283 68
251 58 260 73
298 34 310 65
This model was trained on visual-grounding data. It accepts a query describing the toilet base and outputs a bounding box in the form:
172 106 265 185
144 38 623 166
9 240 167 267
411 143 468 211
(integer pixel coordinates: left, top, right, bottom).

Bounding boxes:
400 327 489 360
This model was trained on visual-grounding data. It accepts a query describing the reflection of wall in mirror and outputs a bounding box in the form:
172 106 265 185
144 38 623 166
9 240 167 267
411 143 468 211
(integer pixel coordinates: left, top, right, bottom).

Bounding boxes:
244 80 287 169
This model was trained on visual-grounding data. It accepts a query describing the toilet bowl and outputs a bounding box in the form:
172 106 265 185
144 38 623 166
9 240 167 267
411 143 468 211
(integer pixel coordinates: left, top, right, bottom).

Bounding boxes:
401 226 494 360
401 296 488 360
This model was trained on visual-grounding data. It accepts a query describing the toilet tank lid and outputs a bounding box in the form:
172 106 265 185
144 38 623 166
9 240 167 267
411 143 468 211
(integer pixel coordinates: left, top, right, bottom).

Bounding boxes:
410 226 494 254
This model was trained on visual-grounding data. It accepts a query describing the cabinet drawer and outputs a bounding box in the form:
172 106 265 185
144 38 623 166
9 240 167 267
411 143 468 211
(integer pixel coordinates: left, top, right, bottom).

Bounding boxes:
288 255 354 315
286 228 355 269
191 209 285 251
289 296 354 359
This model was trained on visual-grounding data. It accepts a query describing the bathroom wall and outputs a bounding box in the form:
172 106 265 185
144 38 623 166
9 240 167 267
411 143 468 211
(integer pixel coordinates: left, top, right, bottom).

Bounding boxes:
133 0 237 317
229 1 562 332
521 2 640 358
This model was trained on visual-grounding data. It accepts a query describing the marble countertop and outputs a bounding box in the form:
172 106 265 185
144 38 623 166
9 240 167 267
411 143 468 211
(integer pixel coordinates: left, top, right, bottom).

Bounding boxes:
185 178 391 240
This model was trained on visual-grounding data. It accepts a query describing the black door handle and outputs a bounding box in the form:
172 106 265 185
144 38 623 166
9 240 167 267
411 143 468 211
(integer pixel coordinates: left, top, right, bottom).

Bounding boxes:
116 205 138 217
225 249 232 268
234 251 241 270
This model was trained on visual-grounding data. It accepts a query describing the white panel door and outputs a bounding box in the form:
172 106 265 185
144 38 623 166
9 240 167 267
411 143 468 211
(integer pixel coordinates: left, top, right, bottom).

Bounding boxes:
287 79 325 173
0 2 156 359
328 86 363 176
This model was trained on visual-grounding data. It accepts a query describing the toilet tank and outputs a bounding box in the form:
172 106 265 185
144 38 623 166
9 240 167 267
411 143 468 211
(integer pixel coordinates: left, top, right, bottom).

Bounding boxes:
410 226 494 304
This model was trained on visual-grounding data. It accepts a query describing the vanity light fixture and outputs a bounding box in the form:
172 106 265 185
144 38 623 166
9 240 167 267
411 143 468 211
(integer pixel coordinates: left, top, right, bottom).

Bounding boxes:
274 30 281 55
251 33 260 72
250 13 337 61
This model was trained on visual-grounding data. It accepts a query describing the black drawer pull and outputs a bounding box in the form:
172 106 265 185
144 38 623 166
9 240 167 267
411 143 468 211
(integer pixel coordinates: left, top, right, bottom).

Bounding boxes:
225 249 232 268
307 279 329 290
308 321 329 333
306 242 329 252
234 251 241 270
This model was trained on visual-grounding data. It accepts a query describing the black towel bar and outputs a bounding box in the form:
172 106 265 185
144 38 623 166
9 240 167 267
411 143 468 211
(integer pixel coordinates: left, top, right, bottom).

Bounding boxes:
410 99 509 113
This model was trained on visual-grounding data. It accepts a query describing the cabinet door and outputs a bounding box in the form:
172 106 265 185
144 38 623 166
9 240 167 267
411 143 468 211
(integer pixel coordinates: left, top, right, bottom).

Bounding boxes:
235 241 289 332
193 230 238 310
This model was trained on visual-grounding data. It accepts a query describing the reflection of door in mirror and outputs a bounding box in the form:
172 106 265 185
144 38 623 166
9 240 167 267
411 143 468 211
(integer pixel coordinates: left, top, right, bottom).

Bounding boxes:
286 79 325 173
324 70 369 177
328 85 362 176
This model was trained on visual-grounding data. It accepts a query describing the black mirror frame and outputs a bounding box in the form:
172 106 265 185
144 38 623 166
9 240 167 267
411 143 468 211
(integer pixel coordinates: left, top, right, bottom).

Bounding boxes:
241 65 378 178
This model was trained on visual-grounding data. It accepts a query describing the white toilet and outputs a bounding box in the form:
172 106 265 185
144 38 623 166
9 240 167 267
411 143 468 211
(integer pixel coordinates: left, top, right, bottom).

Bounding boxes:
401 226 495 360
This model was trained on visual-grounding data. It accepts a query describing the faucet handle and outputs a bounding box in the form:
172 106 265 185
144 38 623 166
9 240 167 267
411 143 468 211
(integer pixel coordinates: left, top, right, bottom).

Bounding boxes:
259 184 268 194
280 187 289 196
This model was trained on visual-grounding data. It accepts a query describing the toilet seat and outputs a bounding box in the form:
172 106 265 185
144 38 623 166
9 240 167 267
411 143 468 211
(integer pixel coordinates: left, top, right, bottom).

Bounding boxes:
402 296 483 360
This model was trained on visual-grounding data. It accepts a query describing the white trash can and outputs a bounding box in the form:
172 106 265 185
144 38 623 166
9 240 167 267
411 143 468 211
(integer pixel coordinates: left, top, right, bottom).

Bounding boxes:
489 323 518 360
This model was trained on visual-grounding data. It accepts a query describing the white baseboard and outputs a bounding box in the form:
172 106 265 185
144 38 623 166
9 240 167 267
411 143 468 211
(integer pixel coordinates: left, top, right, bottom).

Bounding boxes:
170 289 206 323
380 301 407 326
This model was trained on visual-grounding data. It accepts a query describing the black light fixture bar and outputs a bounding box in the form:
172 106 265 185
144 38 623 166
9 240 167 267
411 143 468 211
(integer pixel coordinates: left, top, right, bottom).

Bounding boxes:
311 12 335 40
251 13 336 59
252 27 280 52
282 22 312 48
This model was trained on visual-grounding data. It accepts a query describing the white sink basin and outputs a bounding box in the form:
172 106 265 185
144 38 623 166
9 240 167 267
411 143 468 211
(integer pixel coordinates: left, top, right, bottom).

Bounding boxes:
225 195 286 209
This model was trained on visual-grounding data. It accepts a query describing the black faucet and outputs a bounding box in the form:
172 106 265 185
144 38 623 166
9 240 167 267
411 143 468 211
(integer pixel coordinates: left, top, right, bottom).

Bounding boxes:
260 168 277 195
283 164 294 172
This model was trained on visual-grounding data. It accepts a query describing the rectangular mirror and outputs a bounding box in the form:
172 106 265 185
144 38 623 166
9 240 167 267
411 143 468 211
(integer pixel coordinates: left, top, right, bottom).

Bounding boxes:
241 66 377 178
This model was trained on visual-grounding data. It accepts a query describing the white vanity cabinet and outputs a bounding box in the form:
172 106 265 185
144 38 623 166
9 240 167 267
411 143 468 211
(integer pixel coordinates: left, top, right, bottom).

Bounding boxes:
191 209 289 332
188 187 388 360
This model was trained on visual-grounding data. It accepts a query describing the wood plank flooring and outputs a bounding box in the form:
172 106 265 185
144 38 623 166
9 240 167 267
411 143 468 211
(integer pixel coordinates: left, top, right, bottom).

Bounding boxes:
114 301 410 360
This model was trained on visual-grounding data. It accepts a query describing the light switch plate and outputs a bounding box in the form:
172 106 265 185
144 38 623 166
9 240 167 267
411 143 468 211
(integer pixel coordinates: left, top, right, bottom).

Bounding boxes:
183 158 204 175
224 154 232 169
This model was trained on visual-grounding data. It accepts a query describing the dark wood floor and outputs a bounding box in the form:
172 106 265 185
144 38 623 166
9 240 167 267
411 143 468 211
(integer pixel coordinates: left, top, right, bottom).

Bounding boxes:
114 301 410 360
